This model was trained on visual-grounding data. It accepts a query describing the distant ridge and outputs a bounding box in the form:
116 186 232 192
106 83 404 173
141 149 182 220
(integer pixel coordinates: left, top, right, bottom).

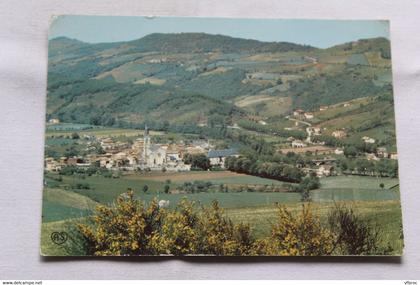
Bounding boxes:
50 32 317 54
127 32 317 53
50 33 389 52
326 37 390 53
46 32 394 130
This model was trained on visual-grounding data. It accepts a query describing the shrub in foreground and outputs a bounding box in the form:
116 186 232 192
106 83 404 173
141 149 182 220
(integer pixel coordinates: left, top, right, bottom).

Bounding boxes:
77 191 392 256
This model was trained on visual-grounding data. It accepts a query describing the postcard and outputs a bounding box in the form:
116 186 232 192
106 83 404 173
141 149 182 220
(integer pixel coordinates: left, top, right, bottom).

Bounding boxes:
41 16 402 256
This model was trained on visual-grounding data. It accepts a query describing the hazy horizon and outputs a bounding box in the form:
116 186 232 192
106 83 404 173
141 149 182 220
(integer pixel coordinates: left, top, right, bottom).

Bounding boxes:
49 16 390 48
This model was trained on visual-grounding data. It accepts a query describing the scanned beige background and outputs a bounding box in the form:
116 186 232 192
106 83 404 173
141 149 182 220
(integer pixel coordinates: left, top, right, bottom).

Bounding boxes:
1 0 420 280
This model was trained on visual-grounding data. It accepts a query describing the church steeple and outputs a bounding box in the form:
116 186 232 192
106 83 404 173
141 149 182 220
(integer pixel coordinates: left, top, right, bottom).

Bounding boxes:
143 124 150 166
144 124 149 136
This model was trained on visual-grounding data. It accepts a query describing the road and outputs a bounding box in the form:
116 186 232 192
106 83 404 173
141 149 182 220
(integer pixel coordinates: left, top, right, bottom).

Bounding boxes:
287 117 313 142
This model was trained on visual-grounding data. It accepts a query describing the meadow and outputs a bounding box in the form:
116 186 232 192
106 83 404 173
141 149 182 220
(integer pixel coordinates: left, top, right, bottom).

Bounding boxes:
45 123 163 138
227 199 403 255
41 170 403 256
41 198 403 255
45 171 291 210
126 171 286 185
43 172 400 222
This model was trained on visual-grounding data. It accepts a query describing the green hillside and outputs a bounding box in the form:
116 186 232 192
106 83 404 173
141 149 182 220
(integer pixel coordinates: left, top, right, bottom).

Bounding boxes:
46 33 395 134
128 33 316 53
312 93 397 149
288 66 392 110
42 188 99 222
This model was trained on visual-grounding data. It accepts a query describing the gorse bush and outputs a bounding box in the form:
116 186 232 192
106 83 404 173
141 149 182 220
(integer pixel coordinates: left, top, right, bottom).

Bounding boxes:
255 204 335 256
77 192 254 256
78 193 163 256
327 204 393 255
198 201 255 255
159 199 200 255
77 191 392 256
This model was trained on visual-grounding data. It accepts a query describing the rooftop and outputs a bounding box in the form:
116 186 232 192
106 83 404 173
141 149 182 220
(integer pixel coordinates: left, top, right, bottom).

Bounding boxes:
207 149 238 158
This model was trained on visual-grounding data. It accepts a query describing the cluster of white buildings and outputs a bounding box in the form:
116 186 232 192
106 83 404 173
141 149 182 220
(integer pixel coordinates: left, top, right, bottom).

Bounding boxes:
293 109 314 120
45 126 240 173
332 130 347 139
366 147 398 161
361 136 375 144
136 126 193 171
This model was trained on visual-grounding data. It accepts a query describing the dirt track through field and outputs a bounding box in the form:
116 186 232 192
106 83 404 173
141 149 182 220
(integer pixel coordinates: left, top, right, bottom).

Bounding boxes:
127 171 248 182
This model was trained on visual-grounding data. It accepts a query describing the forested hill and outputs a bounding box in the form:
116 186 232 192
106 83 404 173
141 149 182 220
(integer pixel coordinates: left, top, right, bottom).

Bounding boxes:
126 33 316 53
49 33 316 56
46 33 394 129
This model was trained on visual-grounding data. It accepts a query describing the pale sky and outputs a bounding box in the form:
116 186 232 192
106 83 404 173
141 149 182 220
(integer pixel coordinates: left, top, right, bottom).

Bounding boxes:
49 15 390 48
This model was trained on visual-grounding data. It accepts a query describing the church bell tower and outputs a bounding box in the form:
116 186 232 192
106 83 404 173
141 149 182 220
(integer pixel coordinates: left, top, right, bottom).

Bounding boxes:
143 124 150 165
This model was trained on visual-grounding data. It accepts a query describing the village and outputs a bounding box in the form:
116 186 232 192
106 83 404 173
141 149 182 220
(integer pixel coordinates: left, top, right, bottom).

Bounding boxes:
45 110 397 180
44 93 398 181
44 125 240 174
284 104 395 150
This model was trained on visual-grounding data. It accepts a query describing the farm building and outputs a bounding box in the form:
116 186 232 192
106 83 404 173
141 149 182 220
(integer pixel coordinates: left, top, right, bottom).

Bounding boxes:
313 127 321 135
377 147 388 158
317 165 335 177
48 118 60 124
332 130 347 139
44 157 63 172
293 109 305 116
335 148 344 155
366 153 380 161
291 140 306 148
304 112 314 119
208 149 239 168
362 136 376 144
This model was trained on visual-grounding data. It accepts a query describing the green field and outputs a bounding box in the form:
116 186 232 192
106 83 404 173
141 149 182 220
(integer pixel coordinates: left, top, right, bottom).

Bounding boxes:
46 126 163 138
320 175 398 189
41 199 403 256
59 175 166 204
41 172 403 256
42 201 92 223
42 188 99 222
46 171 289 206
43 174 400 222
43 187 399 222
125 171 287 185
226 200 403 251
46 123 102 131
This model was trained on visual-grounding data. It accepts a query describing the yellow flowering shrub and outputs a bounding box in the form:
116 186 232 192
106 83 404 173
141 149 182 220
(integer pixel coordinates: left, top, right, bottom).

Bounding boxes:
78 191 163 256
159 199 200 255
198 201 255 255
257 204 336 256
77 191 385 256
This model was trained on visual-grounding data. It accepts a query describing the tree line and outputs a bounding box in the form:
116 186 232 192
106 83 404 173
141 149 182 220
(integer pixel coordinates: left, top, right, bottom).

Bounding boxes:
237 119 307 140
225 156 303 183
337 157 398 178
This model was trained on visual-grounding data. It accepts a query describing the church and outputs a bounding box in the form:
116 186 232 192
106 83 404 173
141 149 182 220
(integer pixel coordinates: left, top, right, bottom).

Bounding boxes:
136 125 190 171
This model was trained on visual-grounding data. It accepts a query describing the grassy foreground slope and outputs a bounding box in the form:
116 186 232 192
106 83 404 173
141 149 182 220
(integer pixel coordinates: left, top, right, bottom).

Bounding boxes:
41 199 403 256
42 188 99 222
227 200 403 252
42 174 400 221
